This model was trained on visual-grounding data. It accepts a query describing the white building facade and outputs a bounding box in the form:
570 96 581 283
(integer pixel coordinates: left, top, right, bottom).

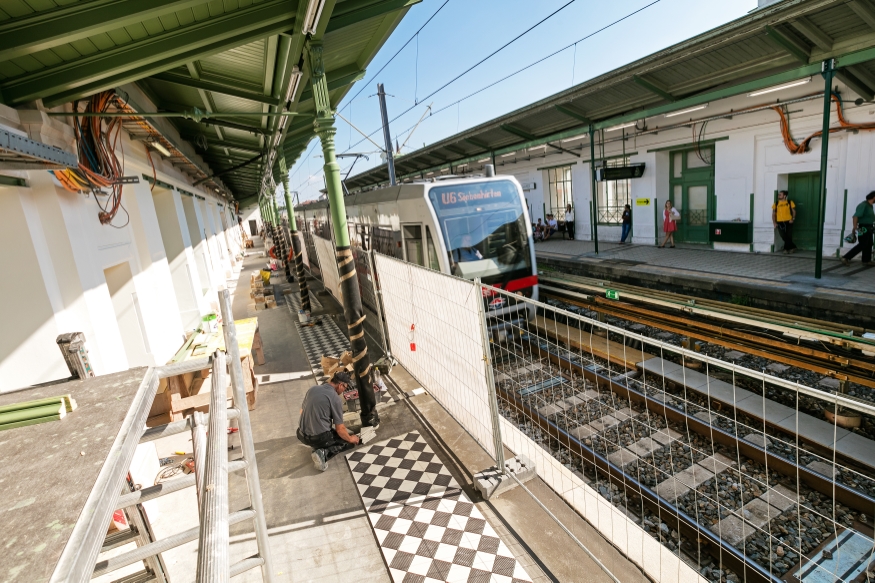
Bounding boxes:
460 79 872 257
0 104 251 392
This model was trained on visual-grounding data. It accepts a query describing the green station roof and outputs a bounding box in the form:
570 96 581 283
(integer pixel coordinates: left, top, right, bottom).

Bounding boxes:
0 0 421 202
346 0 875 191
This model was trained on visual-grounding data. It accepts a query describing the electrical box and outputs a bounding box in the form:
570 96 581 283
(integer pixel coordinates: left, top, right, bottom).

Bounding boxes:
709 220 752 244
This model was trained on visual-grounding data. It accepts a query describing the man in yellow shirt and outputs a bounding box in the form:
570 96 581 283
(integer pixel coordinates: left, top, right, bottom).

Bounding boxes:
772 190 797 253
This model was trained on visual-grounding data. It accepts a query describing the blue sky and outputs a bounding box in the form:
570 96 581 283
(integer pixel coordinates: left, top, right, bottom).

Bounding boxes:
286 0 758 201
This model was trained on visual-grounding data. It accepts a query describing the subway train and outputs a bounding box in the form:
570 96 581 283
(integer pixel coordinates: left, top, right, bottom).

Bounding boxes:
295 170 538 320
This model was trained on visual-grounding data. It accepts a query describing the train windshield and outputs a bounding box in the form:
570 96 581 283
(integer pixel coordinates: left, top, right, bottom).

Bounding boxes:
427 180 532 280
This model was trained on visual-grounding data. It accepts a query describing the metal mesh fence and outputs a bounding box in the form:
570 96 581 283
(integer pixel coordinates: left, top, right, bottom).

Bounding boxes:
373 253 497 459
313 235 341 301
484 285 875 583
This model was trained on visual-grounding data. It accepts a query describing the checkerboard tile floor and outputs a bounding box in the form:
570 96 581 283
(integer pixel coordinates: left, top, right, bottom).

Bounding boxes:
347 432 533 583
286 290 396 405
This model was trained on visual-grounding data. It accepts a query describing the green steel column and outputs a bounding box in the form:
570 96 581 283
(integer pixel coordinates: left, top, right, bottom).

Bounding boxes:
282 161 311 312
815 59 835 279
590 127 599 254
308 40 378 427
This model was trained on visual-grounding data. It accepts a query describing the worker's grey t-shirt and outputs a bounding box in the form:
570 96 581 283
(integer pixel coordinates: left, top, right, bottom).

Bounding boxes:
299 383 344 436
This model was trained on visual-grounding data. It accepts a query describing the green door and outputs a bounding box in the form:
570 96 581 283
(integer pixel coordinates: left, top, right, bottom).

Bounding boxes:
786 172 821 250
669 147 715 244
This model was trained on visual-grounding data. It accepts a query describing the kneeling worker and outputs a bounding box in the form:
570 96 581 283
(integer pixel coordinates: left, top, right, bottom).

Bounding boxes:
297 369 360 471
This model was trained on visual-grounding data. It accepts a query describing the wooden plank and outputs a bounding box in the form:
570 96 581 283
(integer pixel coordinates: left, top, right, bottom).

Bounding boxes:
531 316 657 369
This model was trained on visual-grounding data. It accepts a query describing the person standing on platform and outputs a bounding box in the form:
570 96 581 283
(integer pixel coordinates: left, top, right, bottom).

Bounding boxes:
620 204 632 244
564 204 575 240
297 369 359 471
772 190 797 254
659 200 679 248
842 191 875 266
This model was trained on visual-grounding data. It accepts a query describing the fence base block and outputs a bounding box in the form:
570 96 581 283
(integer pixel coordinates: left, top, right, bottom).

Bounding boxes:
474 455 536 500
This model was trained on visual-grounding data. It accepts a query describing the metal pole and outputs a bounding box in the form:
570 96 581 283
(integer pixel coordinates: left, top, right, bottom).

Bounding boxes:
219 289 276 583
283 178 312 312
815 59 835 279
309 40 378 427
377 83 397 186
474 279 505 472
191 411 207 510
368 249 391 359
196 351 229 583
590 127 599 254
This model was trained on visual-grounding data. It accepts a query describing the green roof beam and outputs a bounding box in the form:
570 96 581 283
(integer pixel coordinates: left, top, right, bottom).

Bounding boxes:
464 137 490 150
444 144 468 156
790 16 833 52
326 0 422 33
150 72 283 107
298 66 366 103
836 70 874 101
554 104 591 124
0 0 210 62
764 25 810 64
631 75 676 102
500 123 536 141
4 0 298 106
847 0 875 31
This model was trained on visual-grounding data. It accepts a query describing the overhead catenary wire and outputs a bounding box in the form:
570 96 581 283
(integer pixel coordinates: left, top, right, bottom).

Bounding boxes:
346 0 662 155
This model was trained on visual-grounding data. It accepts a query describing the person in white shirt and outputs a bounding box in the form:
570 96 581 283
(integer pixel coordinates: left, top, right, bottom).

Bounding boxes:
564 204 575 240
546 214 558 239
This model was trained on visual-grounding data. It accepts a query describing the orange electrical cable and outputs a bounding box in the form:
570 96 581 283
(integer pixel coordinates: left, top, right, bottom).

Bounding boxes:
773 93 875 154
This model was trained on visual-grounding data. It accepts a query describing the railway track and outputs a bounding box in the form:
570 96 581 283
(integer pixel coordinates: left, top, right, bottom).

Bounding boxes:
488 323 875 583
539 274 875 391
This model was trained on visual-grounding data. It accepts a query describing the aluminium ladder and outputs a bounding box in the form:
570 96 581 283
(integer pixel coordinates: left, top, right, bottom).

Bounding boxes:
51 289 275 583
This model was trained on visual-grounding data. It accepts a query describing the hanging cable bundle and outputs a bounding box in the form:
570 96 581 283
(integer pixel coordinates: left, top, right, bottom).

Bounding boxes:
53 91 129 226
773 93 875 154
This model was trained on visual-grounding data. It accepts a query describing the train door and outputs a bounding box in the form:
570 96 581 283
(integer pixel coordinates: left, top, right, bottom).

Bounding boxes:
402 223 425 266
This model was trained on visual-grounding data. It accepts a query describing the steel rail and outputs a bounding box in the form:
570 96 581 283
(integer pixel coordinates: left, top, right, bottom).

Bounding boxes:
486 284 875 419
539 274 874 349
542 286 875 389
498 337 875 583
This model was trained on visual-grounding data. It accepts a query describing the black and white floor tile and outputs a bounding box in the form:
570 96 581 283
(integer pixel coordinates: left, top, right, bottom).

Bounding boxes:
285 291 396 405
347 432 533 583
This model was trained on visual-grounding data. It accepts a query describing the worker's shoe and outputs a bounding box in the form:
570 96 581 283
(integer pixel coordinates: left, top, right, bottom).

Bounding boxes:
842 257 851 266
312 449 328 472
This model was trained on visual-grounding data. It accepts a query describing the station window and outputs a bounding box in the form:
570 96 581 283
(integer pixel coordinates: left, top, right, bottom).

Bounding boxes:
547 166 573 214
597 157 631 225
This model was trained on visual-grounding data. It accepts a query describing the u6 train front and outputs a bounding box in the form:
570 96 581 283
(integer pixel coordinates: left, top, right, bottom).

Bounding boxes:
424 174 538 321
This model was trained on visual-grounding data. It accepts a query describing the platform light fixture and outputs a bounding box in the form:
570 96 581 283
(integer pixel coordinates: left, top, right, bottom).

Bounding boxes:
477 158 491 163
500 152 516 158
562 134 588 143
665 104 708 118
748 77 811 97
604 121 637 132
303 0 326 35
149 140 171 157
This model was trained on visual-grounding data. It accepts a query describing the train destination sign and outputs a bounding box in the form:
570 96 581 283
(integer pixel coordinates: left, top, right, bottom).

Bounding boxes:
428 180 520 213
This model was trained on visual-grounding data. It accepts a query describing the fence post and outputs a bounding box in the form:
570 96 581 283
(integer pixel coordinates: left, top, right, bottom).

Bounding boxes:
474 278 505 472
368 250 392 360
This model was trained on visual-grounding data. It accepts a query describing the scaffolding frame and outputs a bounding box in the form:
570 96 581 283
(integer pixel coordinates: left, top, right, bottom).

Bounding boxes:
50 289 274 583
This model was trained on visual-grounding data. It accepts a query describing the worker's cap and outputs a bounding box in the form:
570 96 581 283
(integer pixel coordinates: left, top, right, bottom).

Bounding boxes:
332 370 353 386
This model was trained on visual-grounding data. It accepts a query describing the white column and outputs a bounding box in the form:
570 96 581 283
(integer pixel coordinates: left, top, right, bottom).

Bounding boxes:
124 179 185 363
153 188 209 330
